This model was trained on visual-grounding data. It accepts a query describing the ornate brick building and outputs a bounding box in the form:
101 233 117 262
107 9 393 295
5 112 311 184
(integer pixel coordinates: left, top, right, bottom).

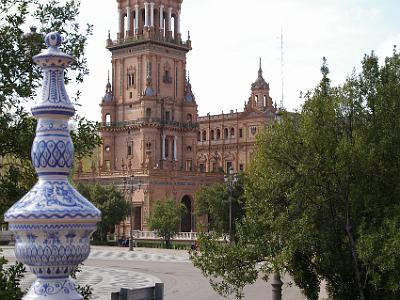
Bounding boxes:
78 0 279 235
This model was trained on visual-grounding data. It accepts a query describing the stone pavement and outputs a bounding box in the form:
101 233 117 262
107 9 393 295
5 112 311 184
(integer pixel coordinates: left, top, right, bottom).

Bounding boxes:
2 245 327 300
1 245 189 264
3 246 186 300
18 265 160 300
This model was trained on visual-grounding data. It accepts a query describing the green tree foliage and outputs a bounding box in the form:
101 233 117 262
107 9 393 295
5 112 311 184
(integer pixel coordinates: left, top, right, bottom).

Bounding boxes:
71 263 92 300
76 183 129 242
0 0 101 222
191 49 400 300
148 198 184 248
195 173 245 239
71 117 102 161
0 249 26 300
190 232 259 299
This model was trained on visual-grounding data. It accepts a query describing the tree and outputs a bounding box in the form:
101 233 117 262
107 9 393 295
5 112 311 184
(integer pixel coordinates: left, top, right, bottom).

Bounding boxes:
0 0 101 222
148 198 184 248
0 249 25 300
76 183 129 242
195 173 245 239
71 116 102 162
191 49 400 300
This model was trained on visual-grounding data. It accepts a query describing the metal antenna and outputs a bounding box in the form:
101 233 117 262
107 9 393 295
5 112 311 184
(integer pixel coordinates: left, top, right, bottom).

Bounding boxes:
280 26 284 109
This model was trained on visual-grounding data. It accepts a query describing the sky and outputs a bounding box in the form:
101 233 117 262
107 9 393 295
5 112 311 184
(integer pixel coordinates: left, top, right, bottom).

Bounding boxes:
73 0 399 121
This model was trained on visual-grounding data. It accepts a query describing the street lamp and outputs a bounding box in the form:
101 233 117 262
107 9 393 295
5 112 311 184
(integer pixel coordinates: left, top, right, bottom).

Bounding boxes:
224 166 237 244
123 174 141 251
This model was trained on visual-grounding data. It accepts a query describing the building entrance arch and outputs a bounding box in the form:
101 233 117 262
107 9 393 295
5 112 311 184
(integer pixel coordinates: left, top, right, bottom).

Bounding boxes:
181 195 192 232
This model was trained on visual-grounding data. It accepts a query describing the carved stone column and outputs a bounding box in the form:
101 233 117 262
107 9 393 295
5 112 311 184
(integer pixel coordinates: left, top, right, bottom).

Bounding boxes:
4 32 101 300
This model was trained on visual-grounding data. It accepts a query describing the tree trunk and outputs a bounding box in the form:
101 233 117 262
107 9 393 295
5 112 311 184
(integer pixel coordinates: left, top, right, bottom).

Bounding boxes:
346 220 365 300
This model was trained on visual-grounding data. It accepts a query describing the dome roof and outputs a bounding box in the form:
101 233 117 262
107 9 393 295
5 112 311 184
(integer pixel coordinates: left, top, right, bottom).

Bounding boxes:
184 75 195 102
102 74 113 102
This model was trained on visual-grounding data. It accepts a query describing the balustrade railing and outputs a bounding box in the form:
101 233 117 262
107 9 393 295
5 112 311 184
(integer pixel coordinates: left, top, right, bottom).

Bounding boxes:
132 230 197 241
101 118 199 130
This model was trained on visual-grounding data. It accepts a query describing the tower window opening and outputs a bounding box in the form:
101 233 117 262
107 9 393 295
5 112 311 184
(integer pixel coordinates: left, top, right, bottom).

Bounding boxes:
157 64 160 93
199 163 205 173
216 129 221 140
202 130 207 141
127 145 132 156
226 161 233 173
230 128 235 138
224 128 228 139
165 138 169 158
171 16 175 39
105 160 111 171
211 130 215 140
263 95 267 106
239 128 243 138
197 131 201 141
146 108 152 118
165 111 171 121
172 138 175 160
105 113 111 126
105 146 111 152
255 95 258 104
186 160 193 171
187 113 192 122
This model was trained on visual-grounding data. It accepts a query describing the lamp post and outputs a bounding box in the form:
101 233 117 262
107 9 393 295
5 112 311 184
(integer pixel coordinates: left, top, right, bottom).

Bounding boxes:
123 174 140 251
224 166 237 244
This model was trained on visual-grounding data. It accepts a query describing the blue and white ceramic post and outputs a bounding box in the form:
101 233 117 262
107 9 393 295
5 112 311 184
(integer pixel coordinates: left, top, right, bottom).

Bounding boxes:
4 32 101 300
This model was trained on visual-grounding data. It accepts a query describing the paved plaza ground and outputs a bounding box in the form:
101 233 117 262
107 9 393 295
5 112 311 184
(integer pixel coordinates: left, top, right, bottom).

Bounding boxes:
3 245 326 300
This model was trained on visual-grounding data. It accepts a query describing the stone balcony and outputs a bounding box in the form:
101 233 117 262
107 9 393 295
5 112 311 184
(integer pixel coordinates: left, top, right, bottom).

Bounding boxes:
100 117 199 131
107 33 191 52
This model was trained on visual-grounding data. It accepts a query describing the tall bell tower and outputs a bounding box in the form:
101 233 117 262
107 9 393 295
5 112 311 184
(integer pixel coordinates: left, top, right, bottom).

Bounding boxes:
100 0 198 172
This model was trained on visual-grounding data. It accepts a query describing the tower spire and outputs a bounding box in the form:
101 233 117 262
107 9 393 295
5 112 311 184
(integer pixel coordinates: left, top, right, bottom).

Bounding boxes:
258 57 263 78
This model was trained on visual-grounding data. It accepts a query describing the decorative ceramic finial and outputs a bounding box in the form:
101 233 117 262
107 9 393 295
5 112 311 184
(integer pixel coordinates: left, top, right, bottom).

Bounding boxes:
5 32 101 300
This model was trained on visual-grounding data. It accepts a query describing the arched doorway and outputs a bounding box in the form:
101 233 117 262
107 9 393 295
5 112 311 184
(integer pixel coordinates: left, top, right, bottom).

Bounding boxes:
181 195 192 232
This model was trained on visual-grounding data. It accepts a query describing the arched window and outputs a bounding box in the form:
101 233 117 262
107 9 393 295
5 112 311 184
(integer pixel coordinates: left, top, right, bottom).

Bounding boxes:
263 95 267 106
216 129 221 140
105 113 111 126
211 130 215 140
127 145 132 156
224 128 228 139
146 108 151 118
197 131 201 141
255 95 258 104
230 128 235 138
202 130 207 141
187 113 192 122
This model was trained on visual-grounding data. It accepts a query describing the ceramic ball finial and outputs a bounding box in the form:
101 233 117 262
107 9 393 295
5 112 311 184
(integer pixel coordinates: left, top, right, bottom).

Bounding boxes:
45 32 63 48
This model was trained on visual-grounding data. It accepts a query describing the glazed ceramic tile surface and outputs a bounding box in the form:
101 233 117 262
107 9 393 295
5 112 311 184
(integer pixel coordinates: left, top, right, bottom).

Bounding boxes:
4 32 101 300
